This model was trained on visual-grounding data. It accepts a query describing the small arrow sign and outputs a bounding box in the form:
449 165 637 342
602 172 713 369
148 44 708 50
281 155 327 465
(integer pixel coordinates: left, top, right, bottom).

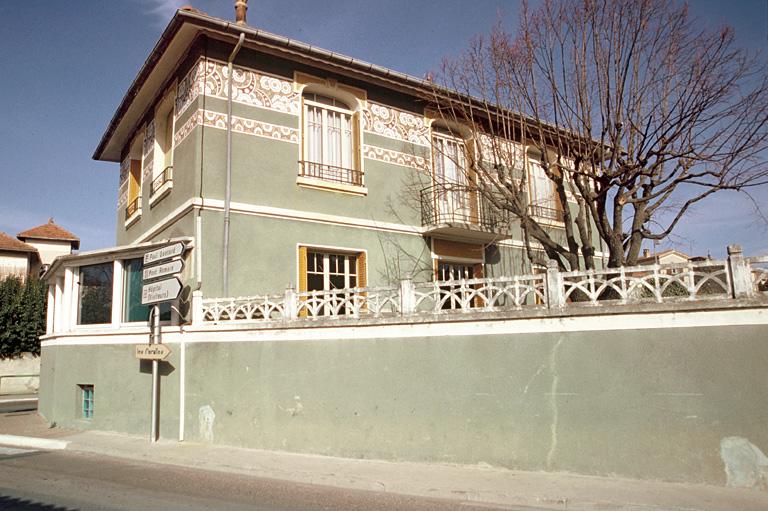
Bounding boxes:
141 277 182 305
143 242 185 265
143 259 184 282
135 344 172 361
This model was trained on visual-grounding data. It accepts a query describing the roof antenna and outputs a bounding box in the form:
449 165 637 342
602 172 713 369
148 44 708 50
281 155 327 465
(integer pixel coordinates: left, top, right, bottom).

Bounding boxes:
235 0 248 25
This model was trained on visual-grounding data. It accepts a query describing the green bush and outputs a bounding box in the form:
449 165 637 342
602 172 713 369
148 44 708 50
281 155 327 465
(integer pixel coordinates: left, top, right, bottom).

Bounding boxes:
0 276 46 358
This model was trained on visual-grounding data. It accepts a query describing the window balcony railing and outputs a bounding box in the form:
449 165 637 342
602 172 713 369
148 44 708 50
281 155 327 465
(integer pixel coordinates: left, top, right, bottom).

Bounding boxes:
125 197 140 220
299 161 363 187
420 183 509 232
529 204 564 222
150 166 173 197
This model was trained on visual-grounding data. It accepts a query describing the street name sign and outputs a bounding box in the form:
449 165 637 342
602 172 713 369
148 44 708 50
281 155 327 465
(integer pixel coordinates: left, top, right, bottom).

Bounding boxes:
143 242 185 265
142 259 184 281
135 344 172 361
141 277 182 305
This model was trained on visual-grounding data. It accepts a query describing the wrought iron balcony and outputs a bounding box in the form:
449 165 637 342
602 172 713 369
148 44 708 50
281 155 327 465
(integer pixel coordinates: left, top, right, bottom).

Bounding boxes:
150 166 173 197
420 183 510 241
125 197 140 220
529 204 564 222
299 161 363 187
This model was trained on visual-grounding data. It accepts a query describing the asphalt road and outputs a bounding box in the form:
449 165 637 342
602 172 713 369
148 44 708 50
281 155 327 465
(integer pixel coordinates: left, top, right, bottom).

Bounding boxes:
0 448 530 511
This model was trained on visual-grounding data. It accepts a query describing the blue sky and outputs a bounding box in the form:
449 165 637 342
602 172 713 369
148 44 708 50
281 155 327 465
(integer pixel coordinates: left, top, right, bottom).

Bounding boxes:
0 0 766 258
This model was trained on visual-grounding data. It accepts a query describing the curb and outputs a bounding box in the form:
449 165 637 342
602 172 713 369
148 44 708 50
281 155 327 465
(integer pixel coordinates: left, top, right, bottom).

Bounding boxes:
0 434 69 450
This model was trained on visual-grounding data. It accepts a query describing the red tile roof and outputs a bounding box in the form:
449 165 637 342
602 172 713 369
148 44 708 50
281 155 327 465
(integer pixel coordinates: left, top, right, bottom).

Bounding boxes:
17 218 80 249
0 231 37 253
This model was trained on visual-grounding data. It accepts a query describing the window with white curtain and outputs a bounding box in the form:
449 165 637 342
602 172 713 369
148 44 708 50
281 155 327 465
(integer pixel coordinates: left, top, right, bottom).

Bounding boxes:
302 93 359 185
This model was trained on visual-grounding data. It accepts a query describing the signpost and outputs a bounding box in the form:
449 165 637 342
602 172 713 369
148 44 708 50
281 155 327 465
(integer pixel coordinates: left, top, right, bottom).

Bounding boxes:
135 344 172 361
136 241 185 443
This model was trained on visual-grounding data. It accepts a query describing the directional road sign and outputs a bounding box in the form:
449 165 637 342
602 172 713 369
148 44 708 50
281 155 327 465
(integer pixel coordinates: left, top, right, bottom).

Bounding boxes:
141 277 182 305
135 344 172 361
143 259 184 282
143 242 185 265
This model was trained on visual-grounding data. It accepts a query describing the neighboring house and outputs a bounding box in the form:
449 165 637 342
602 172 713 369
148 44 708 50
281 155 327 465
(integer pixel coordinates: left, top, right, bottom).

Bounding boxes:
636 248 692 266
17 219 80 274
0 220 79 280
0 232 39 280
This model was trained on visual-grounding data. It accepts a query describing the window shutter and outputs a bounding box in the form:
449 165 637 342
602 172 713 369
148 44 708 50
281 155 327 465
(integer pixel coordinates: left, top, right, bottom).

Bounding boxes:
298 246 308 317
298 246 308 292
354 111 362 175
357 251 367 288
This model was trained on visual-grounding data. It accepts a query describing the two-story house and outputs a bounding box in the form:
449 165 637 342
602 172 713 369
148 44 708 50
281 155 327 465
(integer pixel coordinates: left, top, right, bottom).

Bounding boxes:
45 4 586 318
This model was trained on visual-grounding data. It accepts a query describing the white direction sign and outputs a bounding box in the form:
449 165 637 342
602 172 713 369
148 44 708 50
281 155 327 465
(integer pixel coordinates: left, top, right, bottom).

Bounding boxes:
141 277 182 305
144 242 185 265
135 344 172 361
143 259 184 281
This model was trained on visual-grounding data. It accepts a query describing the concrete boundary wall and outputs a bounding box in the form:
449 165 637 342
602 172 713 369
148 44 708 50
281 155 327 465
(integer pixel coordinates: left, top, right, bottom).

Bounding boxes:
39 304 768 487
0 353 39 394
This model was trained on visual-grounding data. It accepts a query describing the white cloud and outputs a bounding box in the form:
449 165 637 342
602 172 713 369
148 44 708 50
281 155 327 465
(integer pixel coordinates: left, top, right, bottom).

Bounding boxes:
139 0 186 26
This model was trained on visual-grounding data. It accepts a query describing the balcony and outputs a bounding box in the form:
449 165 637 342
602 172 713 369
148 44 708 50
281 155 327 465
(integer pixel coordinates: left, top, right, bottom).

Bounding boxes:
149 165 173 206
124 196 141 227
420 183 510 242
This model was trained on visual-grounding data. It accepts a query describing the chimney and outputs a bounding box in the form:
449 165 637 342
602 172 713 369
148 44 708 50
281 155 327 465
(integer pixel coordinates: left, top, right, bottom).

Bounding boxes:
235 0 248 25
642 248 650 258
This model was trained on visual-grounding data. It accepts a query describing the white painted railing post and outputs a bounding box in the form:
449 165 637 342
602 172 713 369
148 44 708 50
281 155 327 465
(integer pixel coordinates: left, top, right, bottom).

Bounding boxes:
285 285 298 320
399 278 415 316
191 290 203 325
546 260 565 309
727 244 752 299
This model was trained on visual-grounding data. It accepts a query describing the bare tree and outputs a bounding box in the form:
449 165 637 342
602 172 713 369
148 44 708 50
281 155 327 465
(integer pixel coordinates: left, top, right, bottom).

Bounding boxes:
430 0 768 269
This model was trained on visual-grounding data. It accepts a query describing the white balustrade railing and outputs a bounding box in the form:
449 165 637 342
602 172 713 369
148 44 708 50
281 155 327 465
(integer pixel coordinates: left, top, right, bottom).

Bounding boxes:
197 244 767 324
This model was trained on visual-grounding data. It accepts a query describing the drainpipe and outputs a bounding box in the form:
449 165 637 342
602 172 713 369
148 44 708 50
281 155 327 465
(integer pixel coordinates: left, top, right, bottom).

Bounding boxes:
222 32 245 297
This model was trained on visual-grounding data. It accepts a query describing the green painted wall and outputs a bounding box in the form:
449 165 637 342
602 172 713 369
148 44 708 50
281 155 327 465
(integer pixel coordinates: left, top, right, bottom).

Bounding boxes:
39 343 180 437
40 319 768 485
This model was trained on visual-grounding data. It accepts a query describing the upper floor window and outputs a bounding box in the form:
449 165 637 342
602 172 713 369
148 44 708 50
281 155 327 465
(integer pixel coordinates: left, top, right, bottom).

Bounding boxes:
150 89 175 204
527 157 564 223
431 125 476 224
125 132 143 226
301 92 362 187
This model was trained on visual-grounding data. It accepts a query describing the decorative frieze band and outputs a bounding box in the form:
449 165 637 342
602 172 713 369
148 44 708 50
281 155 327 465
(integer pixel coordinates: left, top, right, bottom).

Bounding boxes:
117 157 129 209
363 145 429 171
175 58 300 120
174 109 299 147
364 102 430 147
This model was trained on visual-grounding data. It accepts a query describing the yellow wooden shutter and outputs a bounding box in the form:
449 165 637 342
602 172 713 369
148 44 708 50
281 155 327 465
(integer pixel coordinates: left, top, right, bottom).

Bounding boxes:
354 111 362 182
357 251 367 288
298 246 308 292
298 246 308 317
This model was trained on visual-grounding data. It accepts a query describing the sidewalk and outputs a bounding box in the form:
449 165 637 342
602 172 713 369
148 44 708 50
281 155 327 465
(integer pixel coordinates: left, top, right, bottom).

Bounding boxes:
2 412 767 511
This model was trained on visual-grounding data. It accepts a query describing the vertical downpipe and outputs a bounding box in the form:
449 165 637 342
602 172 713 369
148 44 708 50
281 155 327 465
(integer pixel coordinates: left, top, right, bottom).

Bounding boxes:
222 32 245 297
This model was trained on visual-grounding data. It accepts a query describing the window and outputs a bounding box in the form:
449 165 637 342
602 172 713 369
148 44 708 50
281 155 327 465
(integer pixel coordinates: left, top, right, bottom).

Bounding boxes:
301 92 361 186
436 261 475 310
298 246 367 316
528 159 563 222
126 159 141 220
122 258 171 323
77 262 113 325
151 92 175 203
79 384 94 419
125 132 143 224
432 126 475 224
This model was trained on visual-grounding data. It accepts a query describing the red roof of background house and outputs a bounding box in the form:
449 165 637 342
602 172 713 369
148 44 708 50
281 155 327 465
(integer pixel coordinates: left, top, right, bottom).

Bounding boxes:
0 231 37 253
17 218 80 250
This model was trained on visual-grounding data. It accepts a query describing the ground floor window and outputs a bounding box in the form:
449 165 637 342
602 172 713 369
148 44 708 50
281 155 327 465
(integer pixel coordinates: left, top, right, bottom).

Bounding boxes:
123 258 171 323
77 263 113 325
79 384 94 419
298 247 367 316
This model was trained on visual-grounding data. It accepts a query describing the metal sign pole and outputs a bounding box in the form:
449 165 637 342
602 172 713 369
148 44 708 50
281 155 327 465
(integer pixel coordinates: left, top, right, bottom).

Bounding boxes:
150 304 160 443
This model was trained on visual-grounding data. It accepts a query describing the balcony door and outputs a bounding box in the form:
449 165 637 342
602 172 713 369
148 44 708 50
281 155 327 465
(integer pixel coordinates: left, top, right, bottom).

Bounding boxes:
433 128 471 223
